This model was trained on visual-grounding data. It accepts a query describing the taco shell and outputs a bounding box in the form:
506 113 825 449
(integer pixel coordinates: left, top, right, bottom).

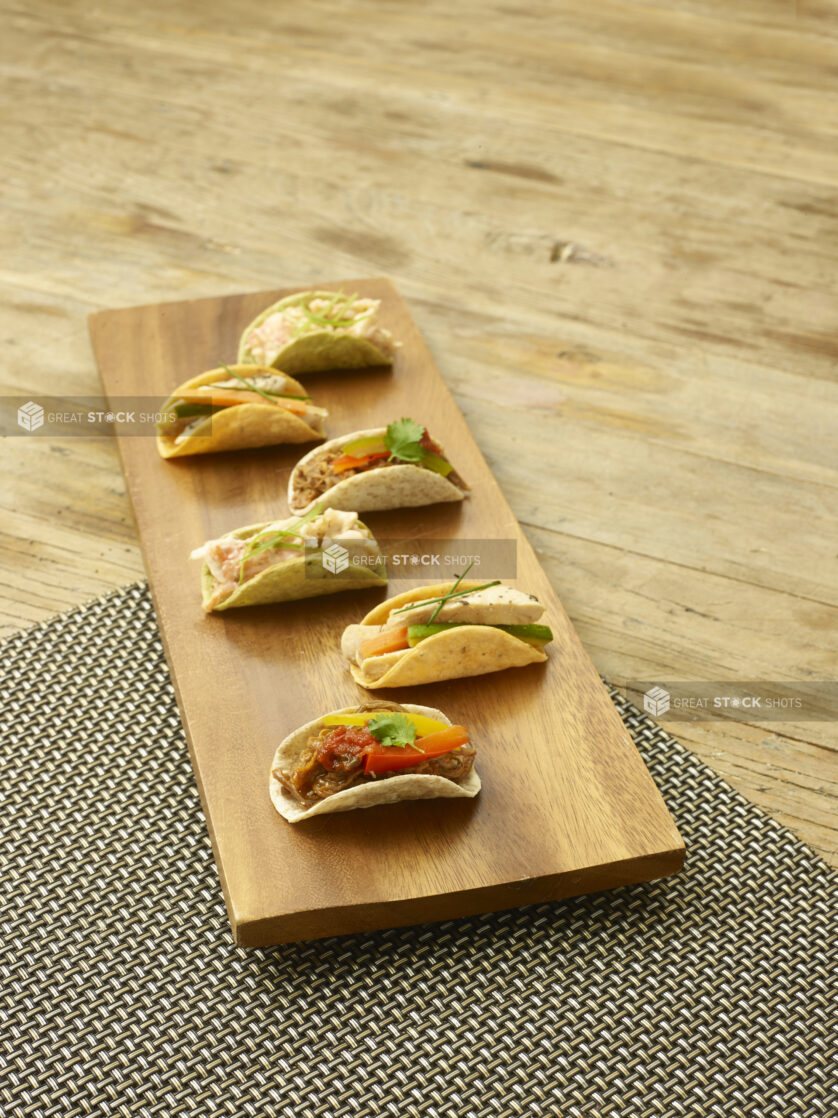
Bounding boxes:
157 366 325 458
269 703 481 823
342 581 548 688
199 519 386 612
238 290 394 373
288 428 466 514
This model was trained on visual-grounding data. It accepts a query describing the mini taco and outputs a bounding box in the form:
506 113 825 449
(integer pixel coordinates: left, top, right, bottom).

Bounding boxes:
238 289 399 373
157 365 327 458
341 575 553 688
191 506 386 612
288 417 469 514
270 700 480 823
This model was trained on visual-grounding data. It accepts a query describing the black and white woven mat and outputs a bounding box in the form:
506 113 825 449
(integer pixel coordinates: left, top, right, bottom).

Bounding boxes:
1 583 835 1118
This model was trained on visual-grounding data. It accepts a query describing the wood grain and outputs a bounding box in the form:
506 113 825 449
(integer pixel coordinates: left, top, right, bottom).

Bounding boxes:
1 0 836 868
89 279 684 945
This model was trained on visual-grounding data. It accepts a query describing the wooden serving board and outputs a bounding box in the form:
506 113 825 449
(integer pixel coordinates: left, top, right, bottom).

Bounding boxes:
89 278 684 947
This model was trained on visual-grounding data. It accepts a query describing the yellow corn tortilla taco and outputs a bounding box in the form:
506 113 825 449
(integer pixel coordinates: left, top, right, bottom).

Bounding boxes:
288 421 468 514
341 581 551 689
238 290 398 373
270 701 480 823
156 366 326 458
192 507 386 612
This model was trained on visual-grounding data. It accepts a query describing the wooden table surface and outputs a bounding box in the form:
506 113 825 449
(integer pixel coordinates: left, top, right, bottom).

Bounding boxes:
2 1 836 867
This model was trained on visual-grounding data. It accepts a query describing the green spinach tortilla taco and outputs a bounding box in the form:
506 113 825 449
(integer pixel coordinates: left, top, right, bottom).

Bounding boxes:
341 576 553 688
288 417 469 514
157 365 327 458
191 506 386 612
270 701 480 823
238 290 398 373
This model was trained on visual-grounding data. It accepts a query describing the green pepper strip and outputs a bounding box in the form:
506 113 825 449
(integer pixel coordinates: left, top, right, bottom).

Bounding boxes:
172 402 222 419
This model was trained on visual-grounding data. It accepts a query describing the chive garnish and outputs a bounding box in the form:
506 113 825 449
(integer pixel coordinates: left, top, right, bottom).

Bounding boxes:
427 580 501 621
219 364 311 403
390 562 502 623
428 563 477 623
219 382 311 401
389 578 501 615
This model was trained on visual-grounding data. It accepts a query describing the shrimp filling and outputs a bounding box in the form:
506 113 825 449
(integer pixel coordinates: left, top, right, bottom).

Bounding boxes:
246 296 398 366
191 508 376 608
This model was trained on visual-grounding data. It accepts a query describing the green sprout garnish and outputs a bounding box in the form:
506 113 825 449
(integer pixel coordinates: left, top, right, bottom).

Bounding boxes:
294 290 377 332
302 308 359 329
236 503 325 583
289 289 344 337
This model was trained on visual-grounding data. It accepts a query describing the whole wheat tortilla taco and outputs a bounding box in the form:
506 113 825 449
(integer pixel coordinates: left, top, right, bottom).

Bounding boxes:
270 700 480 823
157 365 327 458
238 289 398 373
288 417 468 514
341 578 553 689
191 506 386 612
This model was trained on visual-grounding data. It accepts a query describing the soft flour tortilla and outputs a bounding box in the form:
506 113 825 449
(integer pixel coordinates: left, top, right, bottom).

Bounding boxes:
200 519 386 612
341 581 548 688
269 703 481 823
288 427 465 514
238 290 393 373
156 366 324 458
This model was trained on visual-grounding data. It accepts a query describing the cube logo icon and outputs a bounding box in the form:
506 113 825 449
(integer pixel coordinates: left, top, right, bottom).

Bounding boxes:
18 401 44 432
322 542 349 574
644 686 670 717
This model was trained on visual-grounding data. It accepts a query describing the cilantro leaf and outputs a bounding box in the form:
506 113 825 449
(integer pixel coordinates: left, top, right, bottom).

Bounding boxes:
384 417 426 463
366 712 418 749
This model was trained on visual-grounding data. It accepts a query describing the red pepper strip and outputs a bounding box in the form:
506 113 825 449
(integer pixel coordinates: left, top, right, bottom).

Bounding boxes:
363 725 470 775
331 450 391 474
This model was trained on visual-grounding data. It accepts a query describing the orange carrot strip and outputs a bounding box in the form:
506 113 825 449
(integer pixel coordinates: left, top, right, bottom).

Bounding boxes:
359 626 410 659
176 388 307 415
331 451 390 474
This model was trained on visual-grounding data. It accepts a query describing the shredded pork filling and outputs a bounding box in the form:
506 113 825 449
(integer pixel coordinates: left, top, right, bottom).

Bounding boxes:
246 297 398 366
291 435 468 509
279 718 476 806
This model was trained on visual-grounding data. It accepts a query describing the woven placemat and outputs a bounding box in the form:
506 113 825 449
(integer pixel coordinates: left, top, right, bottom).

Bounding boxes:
1 583 834 1118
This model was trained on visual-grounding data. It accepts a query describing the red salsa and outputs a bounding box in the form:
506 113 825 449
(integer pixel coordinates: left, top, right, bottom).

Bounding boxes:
420 429 443 455
316 726 376 772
